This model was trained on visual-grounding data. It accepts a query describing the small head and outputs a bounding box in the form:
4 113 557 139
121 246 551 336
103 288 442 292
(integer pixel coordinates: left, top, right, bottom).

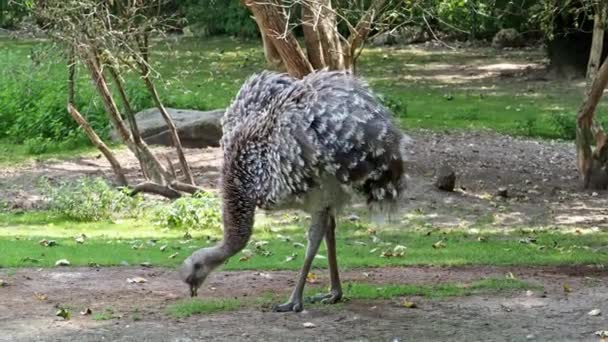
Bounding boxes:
180 247 224 297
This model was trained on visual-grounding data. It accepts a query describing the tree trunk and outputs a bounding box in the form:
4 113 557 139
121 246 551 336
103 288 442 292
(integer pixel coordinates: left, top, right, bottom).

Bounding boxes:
577 4 608 189
85 50 174 186
576 57 608 188
139 62 196 185
587 3 607 90
302 3 326 69
252 14 284 69
107 66 168 184
66 52 127 186
67 104 128 186
315 0 344 70
242 0 313 78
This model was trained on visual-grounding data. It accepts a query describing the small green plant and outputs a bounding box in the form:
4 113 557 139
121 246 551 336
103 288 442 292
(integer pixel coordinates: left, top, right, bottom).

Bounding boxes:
167 298 241 318
550 112 576 140
42 178 143 222
379 94 407 117
515 116 537 137
154 191 221 230
93 307 116 321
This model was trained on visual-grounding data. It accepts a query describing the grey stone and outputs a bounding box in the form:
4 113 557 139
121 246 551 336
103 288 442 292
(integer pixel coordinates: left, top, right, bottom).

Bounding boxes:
110 108 224 148
435 165 456 192
492 28 524 49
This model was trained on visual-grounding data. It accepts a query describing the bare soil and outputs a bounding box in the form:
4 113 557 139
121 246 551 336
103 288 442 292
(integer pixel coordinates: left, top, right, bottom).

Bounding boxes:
0 266 606 342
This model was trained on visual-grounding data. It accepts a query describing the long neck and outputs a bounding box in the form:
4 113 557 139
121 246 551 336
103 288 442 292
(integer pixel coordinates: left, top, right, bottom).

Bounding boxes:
217 177 256 258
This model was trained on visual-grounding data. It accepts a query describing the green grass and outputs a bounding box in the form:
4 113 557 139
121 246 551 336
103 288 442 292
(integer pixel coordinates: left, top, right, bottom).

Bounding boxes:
342 278 537 300
2 36 606 165
167 298 242 318
0 211 606 269
166 278 535 317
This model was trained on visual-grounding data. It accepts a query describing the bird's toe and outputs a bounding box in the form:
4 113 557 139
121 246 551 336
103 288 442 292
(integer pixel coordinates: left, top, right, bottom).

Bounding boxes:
272 301 303 313
308 291 342 305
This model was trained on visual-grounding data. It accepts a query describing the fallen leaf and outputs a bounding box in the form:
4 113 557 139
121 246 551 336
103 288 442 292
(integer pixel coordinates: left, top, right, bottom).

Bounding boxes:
254 241 269 248
302 322 316 328
401 299 417 308
432 240 446 249
239 249 253 262
563 283 571 293
39 239 57 247
588 309 602 316
314 255 326 259
393 245 407 252
0 279 5 287
369 248 378 254
75 234 86 244
284 253 297 262
505 272 517 280
80 308 92 316
56 308 70 320
140 262 152 268
55 259 70 267
292 242 305 248
367 228 377 235
160 245 168 252
127 277 147 284
477 236 487 242
168 252 179 259
371 236 381 243
34 292 48 301
595 330 608 338
306 273 317 284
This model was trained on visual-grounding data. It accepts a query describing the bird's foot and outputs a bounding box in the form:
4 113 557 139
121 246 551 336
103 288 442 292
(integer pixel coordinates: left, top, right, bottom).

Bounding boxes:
272 300 303 313
306 291 342 304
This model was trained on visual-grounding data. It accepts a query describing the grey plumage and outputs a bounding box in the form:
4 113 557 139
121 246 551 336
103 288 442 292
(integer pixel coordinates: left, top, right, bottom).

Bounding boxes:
221 69 410 211
181 69 411 310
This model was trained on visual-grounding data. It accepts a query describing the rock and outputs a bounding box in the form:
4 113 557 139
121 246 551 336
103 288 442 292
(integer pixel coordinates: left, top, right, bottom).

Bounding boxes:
110 108 224 148
492 28 524 49
435 165 456 192
497 187 508 198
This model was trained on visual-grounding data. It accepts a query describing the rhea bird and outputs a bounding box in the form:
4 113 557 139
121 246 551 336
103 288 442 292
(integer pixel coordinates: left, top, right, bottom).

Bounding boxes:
180 69 411 312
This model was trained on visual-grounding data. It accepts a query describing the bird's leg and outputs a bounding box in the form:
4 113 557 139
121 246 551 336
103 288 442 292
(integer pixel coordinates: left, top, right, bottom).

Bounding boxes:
273 209 329 313
308 213 343 304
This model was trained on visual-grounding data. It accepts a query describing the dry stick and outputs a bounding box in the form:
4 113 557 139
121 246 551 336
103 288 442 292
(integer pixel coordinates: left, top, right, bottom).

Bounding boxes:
345 0 386 71
170 181 206 195
137 33 195 185
243 0 313 78
130 181 181 199
66 50 128 186
576 57 608 188
68 104 129 186
107 66 150 181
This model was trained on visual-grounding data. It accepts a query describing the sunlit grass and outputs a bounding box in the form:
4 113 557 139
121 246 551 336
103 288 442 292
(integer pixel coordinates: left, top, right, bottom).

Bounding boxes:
0 211 606 269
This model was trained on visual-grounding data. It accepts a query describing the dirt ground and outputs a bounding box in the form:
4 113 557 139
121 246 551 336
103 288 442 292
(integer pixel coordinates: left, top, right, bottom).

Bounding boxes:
0 266 606 341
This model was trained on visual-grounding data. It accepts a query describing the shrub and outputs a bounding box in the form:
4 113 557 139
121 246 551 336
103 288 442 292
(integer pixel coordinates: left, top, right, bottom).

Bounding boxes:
42 178 143 221
154 191 222 231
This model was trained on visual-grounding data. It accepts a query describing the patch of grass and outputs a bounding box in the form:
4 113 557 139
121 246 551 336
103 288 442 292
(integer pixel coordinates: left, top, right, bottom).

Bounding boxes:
0 211 606 269
93 307 117 321
342 278 537 300
167 298 242 318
